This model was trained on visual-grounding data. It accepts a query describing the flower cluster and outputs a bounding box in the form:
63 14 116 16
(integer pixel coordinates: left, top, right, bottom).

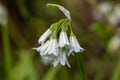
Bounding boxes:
33 18 84 67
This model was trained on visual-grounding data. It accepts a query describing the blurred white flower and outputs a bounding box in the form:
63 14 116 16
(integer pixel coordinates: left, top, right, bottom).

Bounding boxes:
0 3 7 25
38 29 52 44
107 35 120 53
108 5 120 25
70 36 84 53
59 32 70 47
98 2 112 16
96 2 120 26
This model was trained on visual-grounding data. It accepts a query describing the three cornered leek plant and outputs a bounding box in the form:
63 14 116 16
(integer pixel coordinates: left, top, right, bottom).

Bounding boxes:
33 3 85 73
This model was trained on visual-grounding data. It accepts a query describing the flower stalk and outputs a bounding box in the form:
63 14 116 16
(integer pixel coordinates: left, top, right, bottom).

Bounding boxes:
2 24 12 80
76 53 87 80
47 3 71 20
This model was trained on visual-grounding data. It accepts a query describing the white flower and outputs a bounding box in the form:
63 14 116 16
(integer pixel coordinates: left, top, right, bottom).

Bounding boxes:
70 36 84 52
44 39 58 56
52 48 70 67
38 29 52 44
33 40 50 56
59 32 69 47
108 5 120 25
0 3 7 25
107 35 120 53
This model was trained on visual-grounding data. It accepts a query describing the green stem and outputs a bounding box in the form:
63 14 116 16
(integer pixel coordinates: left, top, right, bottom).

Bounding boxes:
76 53 87 80
1 24 12 80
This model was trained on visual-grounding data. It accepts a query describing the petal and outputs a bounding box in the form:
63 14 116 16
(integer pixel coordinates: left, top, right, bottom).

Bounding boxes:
43 40 53 55
32 47 41 52
38 29 52 44
64 32 69 45
40 40 50 51
60 53 66 65
59 32 64 47
65 59 71 68
51 40 58 56
52 57 60 67
70 36 84 52
59 32 70 47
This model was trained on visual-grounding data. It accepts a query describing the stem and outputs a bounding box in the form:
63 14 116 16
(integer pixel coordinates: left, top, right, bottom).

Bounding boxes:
47 3 71 20
1 24 12 80
76 53 87 80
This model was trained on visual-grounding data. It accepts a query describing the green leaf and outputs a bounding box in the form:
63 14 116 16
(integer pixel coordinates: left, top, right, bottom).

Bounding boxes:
11 50 38 80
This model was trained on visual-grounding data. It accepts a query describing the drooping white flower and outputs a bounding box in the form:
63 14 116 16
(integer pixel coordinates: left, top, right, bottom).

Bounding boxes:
44 38 58 56
52 48 70 67
107 35 120 53
33 40 50 56
70 36 84 53
59 32 70 47
38 29 52 44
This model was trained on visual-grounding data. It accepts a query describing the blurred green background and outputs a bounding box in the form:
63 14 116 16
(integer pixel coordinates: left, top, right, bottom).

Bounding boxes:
0 0 120 80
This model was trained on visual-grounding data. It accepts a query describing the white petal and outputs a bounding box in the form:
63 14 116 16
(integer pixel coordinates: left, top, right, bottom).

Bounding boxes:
33 40 50 56
70 36 84 52
59 32 70 47
43 39 58 56
32 47 41 52
44 39 53 55
65 45 74 56
40 40 50 51
52 48 71 67
38 29 52 44
65 59 71 68
60 53 66 65
49 39 58 56
52 56 59 67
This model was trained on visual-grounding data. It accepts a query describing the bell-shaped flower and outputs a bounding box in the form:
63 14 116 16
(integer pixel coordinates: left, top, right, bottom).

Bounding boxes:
70 36 84 52
44 38 58 56
33 40 50 56
38 29 52 44
59 31 70 47
52 48 70 67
